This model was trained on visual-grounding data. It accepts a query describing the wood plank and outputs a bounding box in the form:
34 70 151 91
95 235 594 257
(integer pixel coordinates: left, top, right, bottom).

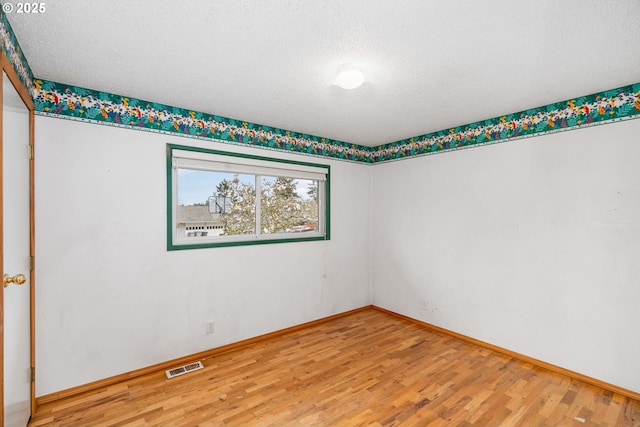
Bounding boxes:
36 306 372 405
29 308 640 426
374 306 640 402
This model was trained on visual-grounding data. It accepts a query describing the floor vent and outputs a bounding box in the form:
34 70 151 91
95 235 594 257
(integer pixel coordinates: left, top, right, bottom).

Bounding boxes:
165 361 204 379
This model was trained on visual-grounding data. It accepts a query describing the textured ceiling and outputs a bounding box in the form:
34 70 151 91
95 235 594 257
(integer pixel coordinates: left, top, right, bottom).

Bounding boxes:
6 0 640 146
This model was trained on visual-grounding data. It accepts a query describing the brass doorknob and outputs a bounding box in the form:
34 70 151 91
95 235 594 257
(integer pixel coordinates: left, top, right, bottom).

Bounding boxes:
3 273 26 288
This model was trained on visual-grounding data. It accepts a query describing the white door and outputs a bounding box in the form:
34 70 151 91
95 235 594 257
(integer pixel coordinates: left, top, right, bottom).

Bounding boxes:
2 71 31 426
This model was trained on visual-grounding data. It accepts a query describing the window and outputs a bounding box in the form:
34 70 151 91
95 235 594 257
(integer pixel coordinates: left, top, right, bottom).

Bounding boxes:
167 144 330 249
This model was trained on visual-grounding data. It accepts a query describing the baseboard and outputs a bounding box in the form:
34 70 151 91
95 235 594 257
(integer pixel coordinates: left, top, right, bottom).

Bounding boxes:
371 305 640 402
36 305 373 406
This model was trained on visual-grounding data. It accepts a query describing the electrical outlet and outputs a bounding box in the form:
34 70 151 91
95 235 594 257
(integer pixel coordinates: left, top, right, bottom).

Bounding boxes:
205 321 215 335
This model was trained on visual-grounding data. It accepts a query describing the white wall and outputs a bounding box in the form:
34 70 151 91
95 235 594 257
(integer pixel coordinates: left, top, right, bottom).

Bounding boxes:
372 119 640 393
35 113 640 396
34 116 372 396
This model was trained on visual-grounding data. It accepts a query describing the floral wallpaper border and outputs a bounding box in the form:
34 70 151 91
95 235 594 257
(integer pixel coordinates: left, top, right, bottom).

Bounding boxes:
372 82 640 163
34 80 640 164
33 80 374 163
0 9 35 96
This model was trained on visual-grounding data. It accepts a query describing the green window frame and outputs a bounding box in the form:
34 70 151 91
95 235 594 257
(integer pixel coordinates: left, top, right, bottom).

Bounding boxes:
167 144 330 250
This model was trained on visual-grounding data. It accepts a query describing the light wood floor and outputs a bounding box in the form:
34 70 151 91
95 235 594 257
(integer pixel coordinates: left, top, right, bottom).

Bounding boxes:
29 308 640 426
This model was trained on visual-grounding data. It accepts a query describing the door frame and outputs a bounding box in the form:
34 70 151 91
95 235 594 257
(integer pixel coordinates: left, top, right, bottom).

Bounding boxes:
0 51 36 424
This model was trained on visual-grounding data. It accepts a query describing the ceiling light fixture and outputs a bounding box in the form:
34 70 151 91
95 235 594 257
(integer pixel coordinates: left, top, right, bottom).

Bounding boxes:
333 63 365 90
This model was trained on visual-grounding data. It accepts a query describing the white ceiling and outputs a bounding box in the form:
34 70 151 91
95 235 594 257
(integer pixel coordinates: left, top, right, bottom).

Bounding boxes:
7 0 640 147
